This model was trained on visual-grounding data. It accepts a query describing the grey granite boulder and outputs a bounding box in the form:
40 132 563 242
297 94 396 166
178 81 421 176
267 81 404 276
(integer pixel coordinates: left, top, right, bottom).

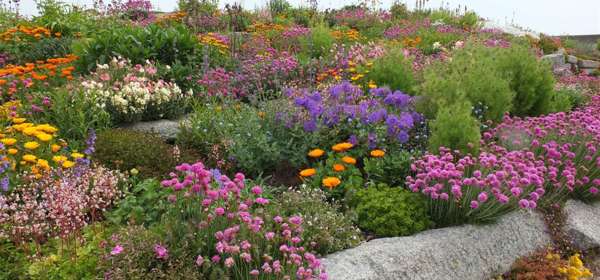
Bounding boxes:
322 211 551 280
579 59 600 69
542 53 567 68
124 116 190 141
564 200 600 251
567 55 578 64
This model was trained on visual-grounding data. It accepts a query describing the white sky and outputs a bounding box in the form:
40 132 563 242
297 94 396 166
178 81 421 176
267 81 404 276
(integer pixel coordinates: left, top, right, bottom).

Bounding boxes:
10 0 600 35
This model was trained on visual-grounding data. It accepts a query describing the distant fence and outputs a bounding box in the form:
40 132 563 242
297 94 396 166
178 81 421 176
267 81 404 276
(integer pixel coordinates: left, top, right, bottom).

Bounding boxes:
558 34 600 45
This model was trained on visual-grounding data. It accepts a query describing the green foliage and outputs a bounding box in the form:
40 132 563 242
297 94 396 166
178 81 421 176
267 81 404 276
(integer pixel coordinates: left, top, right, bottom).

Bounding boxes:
179 101 312 177
33 0 115 36
459 11 479 29
0 240 28 279
269 0 291 17
94 129 179 178
351 183 432 237
547 89 575 113
108 178 172 227
428 102 481 154
597 39 600 51
270 186 362 255
390 1 410 20
367 48 416 93
495 44 556 116
538 34 560 54
26 224 110 280
298 23 335 60
29 88 112 145
74 23 198 73
419 44 514 122
364 150 415 187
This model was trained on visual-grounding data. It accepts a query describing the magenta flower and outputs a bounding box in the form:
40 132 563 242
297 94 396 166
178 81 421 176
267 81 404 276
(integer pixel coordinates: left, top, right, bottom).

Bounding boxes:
154 244 168 260
111 244 124 256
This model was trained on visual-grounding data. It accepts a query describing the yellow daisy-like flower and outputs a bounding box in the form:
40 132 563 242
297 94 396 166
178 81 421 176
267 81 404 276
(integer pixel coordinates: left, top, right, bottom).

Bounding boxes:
24 141 40 150
52 155 67 163
7 148 18 155
299 168 316 177
308 148 325 158
23 127 38 136
71 152 84 159
62 160 75 168
1 138 17 146
36 132 53 142
333 163 345 172
51 144 61 153
22 154 37 163
37 159 50 170
12 117 26 124
368 80 377 89
341 156 356 165
322 177 341 189
332 142 353 152
36 124 58 134
370 149 385 158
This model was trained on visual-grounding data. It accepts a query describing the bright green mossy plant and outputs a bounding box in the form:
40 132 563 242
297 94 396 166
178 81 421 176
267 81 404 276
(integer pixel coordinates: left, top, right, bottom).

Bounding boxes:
351 183 432 237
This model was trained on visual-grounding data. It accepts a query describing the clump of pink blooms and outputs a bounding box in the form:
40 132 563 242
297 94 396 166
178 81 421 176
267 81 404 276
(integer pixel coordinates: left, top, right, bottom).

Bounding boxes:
154 162 327 279
0 165 124 245
407 95 600 225
383 19 431 39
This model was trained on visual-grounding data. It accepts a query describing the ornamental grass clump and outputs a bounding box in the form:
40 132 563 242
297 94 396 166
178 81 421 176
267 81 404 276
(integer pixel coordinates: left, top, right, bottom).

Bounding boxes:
104 162 326 279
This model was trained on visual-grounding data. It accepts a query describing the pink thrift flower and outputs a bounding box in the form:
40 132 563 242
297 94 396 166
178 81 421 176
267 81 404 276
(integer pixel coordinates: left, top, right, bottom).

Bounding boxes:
154 244 168 260
196 256 204 266
111 244 123 256
470 200 479 209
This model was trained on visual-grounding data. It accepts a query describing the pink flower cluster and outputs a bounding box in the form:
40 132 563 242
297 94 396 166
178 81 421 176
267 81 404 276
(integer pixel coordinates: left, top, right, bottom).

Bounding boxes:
407 95 600 224
159 162 327 279
0 165 124 245
383 19 431 39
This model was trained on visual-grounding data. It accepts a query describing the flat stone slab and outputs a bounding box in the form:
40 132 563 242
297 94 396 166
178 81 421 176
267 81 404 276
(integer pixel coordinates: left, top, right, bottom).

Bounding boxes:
542 53 567 68
579 59 600 69
323 211 551 280
123 115 190 141
564 200 600 251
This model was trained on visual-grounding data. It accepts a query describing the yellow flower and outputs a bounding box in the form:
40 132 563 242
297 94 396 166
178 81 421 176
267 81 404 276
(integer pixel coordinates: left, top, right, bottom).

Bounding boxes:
23 127 38 136
36 124 58 134
308 148 325 158
368 80 377 89
12 117 26 124
51 144 61 153
37 159 50 170
569 254 584 269
1 138 17 145
370 149 385 158
7 148 18 155
322 177 341 189
36 132 52 142
333 163 345 172
341 156 356 165
24 141 40 150
62 160 75 168
71 152 84 159
22 154 37 163
332 142 353 152
299 168 316 177
52 155 67 163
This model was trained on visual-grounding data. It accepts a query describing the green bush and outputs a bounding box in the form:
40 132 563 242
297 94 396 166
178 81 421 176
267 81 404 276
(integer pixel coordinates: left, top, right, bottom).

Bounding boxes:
496 45 556 116
428 101 481 154
547 89 575 113
364 150 414 187
94 129 181 178
597 39 600 51
29 87 112 145
459 11 479 29
351 184 432 237
74 23 198 73
366 48 416 93
390 1 410 20
538 34 560 54
419 45 514 122
108 178 173 227
298 23 335 60
270 186 362 255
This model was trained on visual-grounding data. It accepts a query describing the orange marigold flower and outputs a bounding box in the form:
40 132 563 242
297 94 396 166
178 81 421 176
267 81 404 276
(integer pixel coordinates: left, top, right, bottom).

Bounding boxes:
299 168 316 177
333 163 345 172
370 149 385 157
322 177 341 189
341 156 356 165
308 148 325 158
332 142 353 152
